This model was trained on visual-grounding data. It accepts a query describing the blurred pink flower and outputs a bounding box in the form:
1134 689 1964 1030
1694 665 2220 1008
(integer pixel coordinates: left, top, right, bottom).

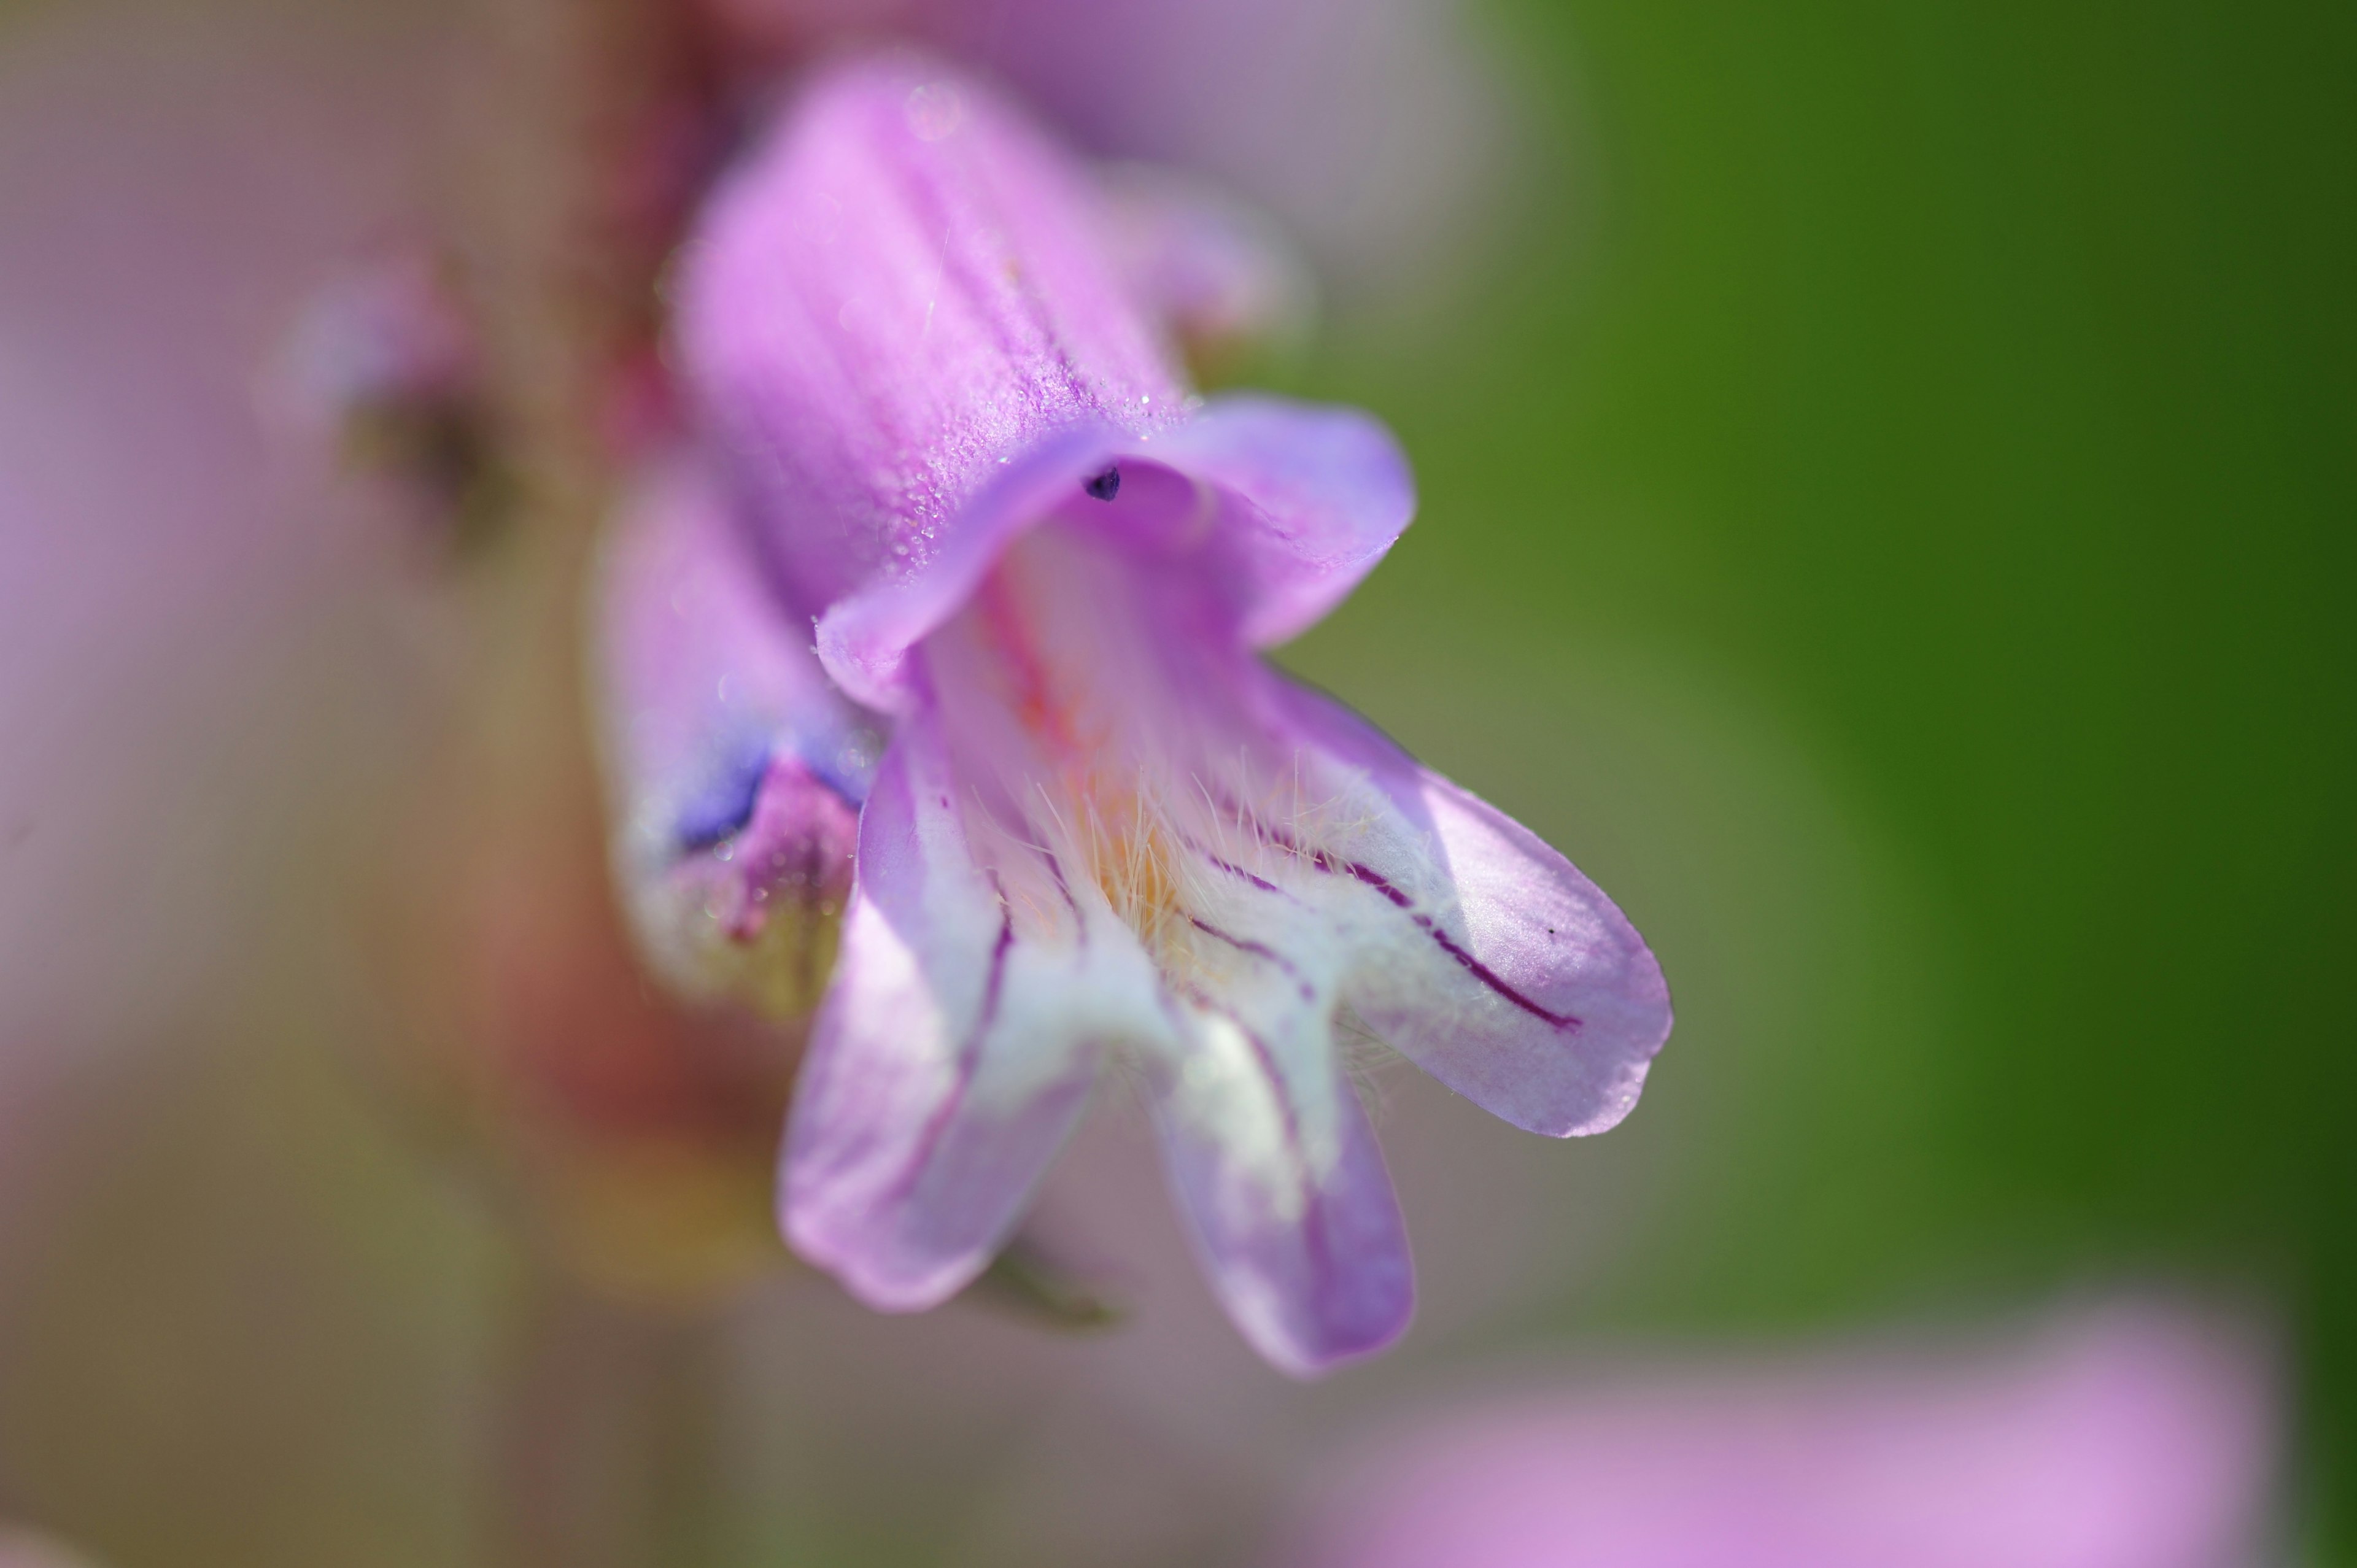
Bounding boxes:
1277 1303 2279 1568
695 0 1509 306
605 55 1671 1375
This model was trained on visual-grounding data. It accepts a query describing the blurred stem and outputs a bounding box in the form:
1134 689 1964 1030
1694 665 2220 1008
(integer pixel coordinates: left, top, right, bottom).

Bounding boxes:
453 0 730 1561
646 1309 726 1568
494 1256 725 1568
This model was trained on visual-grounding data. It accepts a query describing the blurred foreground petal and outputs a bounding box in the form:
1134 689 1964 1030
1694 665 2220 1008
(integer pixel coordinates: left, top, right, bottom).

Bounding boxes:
1280 1302 2278 1568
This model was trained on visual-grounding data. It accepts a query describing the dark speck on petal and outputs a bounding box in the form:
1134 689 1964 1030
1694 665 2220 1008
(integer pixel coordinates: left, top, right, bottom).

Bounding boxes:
1083 464 1121 501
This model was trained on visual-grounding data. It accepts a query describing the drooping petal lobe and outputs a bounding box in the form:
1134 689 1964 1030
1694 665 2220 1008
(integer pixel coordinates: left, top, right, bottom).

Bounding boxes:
1149 998 1414 1376
1151 395 1416 646
1269 679 1672 1138
815 396 1415 709
781 702 1174 1309
793 512 1665 1353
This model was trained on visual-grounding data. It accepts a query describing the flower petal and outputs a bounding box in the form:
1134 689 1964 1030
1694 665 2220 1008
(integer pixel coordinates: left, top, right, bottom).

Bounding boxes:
678 53 1186 620
816 396 1414 709
1151 394 1417 646
1265 678 1673 1139
781 700 1175 1309
1149 994 1415 1377
811 423 1117 711
707 0 1508 313
594 455 877 1014
597 456 877 838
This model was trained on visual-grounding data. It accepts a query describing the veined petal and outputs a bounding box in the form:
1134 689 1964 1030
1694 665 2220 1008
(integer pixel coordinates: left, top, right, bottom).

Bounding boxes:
1264 679 1673 1139
798 517 1666 1351
781 701 1175 1310
678 53 1186 619
1150 987 1414 1377
594 455 877 1018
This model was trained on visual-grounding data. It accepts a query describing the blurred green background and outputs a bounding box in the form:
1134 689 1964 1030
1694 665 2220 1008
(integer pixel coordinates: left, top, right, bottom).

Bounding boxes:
1290 0 2355 1550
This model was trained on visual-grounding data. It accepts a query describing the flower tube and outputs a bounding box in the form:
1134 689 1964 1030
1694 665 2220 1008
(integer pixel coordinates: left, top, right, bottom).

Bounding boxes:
622 54 1673 1375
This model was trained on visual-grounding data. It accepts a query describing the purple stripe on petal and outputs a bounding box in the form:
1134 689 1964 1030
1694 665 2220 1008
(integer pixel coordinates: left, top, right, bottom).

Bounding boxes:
1043 849 1086 936
1423 923 1582 1033
865 896 1015 1216
1188 838 1288 897
781 701 1172 1310
1186 915 1317 1003
781 713 1098 1310
1250 797 1589 1032
1186 914 1294 975
1226 801 1413 908
1332 853 1414 909
1264 674 1672 1140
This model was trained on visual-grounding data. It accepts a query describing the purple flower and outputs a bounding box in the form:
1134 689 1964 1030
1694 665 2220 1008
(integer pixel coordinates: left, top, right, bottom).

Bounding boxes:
597 455 879 1022
1276 1303 2279 1568
617 55 1671 1375
697 0 1507 307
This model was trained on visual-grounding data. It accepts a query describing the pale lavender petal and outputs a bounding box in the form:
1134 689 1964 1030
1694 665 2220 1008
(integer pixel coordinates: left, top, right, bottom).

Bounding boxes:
1151 395 1416 646
1283 1302 2277 1568
781 701 1174 1309
682 55 1418 713
597 455 875 822
1148 1008 1414 1377
1268 679 1671 1139
817 397 1412 708
811 423 1117 711
815 512 1656 1357
594 455 876 1011
708 0 1511 308
678 53 1187 619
